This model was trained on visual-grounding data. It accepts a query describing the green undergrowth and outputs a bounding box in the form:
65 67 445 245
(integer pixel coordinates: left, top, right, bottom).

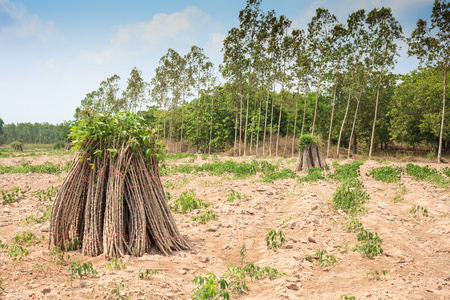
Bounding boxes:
298 167 325 183
367 166 402 183
32 186 59 202
192 263 284 299
405 163 449 188
165 153 197 160
171 190 210 213
353 227 383 258
1 187 25 204
262 168 297 183
332 179 369 215
0 161 69 175
21 205 52 225
162 159 278 179
328 160 365 182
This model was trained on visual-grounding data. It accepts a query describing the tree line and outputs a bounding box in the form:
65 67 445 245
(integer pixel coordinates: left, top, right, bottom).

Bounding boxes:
3 0 448 162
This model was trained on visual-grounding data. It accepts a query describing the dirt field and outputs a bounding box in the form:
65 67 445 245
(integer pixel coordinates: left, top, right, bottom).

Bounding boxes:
0 149 449 299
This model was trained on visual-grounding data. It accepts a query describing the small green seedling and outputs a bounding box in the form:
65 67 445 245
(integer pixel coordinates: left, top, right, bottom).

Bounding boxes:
138 267 158 280
106 257 126 271
265 230 286 250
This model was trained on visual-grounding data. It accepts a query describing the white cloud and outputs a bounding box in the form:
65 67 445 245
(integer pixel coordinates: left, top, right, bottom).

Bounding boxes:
78 6 211 65
0 0 59 42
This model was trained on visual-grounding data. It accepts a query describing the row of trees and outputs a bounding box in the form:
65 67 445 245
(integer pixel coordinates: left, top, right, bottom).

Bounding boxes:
0 121 71 145
74 0 449 162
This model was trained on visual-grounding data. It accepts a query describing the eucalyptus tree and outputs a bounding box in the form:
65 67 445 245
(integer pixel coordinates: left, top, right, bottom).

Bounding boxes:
149 70 168 138
80 74 122 113
336 9 368 157
307 8 338 136
123 67 148 113
366 7 403 159
260 10 278 156
325 23 347 158
238 0 262 156
222 27 246 155
275 19 293 156
408 0 450 163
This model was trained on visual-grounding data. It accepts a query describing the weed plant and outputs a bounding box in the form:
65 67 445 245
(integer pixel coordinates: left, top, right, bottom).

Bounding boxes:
305 249 339 267
1 187 24 204
364 269 388 280
32 186 58 202
13 231 42 247
191 209 217 224
367 166 402 183
171 190 210 214
106 258 126 270
391 196 404 203
7 244 29 261
226 190 243 202
138 268 158 280
353 228 383 258
262 168 297 183
68 260 97 279
21 205 51 225
342 217 363 232
265 230 286 250
408 205 432 220
193 273 230 300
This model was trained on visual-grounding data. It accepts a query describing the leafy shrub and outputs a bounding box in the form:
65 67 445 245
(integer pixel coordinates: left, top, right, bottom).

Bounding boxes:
328 160 365 182
367 166 402 183
193 273 230 300
332 182 369 216
354 228 383 258
171 190 210 214
68 260 97 279
53 141 65 150
265 230 286 250
342 217 363 232
298 134 318 152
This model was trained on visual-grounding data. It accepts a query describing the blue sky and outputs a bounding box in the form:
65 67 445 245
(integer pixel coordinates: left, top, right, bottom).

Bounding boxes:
0 0 434 124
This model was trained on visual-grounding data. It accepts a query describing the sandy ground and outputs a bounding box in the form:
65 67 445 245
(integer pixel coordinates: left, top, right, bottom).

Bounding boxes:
0 152 449 299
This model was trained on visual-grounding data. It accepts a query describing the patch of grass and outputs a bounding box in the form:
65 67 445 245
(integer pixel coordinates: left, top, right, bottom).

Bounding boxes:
165 153 196 160
1 187 24 204
367 166 402 183
298 167 325 183
405 163 449 188
0 161 63 175
262 168 297 183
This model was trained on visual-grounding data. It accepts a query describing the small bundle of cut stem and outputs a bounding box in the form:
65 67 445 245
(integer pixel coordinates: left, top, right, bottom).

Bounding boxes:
49 112 189 259
296 134 327 171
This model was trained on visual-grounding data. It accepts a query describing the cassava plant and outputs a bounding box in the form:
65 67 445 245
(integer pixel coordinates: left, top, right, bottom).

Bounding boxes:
49 111 190 259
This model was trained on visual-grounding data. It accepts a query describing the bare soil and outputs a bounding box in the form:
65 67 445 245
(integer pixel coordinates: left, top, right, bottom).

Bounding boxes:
0 153 449 299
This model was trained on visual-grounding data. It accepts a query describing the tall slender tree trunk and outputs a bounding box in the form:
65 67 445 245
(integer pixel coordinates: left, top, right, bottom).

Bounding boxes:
326 74 339 158
311 69 322 136
347 86 364 158
244 93 250 156
239 92 243 156
263 89 270 156
208 92 215 155
369 65 385 159
234 102 238 156
437 60 448 164
163 104 167 140
292 87 300 157
269 83 275 156
256 92 263 156
156 104 162 139
276 103 283 156
284 108 290 156
249 92 258 155
180 92 186 153
301 90 308 136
